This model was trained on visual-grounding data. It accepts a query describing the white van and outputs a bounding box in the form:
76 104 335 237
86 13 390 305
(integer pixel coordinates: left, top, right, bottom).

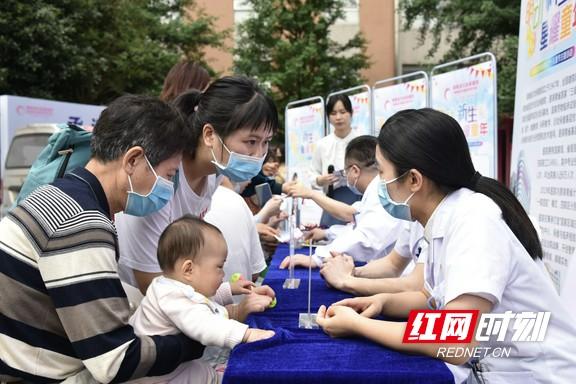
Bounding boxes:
1 124 59 216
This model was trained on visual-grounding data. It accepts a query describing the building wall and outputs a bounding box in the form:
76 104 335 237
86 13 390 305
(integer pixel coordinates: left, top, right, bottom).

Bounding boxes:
359 0 396 84
193 1 447 82
195 0 234 75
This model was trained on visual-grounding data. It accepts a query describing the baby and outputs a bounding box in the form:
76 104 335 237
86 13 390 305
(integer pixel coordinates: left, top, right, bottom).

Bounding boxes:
130 214 275 383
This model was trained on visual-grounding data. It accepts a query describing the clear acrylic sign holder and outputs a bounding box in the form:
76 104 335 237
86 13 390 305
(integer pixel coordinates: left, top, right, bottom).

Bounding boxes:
298 241 318 329
283 197 301 289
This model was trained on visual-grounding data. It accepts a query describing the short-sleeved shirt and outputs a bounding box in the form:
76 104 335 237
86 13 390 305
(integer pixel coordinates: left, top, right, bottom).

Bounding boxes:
116 163 223 286
205 186 267 296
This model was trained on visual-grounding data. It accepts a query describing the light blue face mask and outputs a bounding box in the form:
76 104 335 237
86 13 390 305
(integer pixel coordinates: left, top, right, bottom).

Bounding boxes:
378 172 415 221
211 136 266 182
125 156 174 217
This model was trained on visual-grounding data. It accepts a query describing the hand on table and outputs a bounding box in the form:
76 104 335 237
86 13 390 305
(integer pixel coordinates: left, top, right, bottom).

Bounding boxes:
330 293 389 319
279 254 318 269
316 304 361 338
320 253 355 290
243 328 275 343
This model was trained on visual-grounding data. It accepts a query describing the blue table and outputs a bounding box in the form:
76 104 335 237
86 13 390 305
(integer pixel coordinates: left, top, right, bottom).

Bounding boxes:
223 244 454 384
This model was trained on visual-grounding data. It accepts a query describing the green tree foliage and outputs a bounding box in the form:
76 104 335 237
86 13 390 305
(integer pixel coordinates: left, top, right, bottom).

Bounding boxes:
0 0 225 104
234 0 370 130
399 0 520 116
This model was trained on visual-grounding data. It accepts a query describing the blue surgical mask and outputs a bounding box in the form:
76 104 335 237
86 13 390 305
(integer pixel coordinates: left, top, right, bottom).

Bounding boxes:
211 136 266 182
125 156 174 217
378 172 415 221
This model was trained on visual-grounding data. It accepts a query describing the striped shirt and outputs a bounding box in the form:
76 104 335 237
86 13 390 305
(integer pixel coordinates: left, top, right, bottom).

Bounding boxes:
0 168 204 383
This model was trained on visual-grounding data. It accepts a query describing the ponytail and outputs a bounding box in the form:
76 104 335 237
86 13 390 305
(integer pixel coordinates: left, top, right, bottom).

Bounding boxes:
378 108 543 260
473 175 542 260
172 76 278 159
172 90 202 158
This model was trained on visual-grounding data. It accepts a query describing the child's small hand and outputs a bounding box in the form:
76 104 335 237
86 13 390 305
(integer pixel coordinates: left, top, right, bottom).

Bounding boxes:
243 328 275 343
252 284 275 299
230 279 255 295
237 293 273 321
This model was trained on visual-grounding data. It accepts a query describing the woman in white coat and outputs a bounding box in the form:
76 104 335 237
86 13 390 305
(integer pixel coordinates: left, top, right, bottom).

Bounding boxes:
316 108 576 383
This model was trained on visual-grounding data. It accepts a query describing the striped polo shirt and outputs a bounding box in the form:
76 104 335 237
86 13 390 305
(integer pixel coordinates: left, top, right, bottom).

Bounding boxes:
0 167 204 383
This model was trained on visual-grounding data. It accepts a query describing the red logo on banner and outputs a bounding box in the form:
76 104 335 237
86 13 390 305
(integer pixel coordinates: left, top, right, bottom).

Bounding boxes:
403 310 479 343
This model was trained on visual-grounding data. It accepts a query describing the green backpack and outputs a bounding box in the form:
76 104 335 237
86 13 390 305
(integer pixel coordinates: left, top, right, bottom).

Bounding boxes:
15 123 92 206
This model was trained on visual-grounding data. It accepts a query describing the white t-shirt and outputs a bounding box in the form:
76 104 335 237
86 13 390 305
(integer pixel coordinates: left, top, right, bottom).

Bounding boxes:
205 186 267 296
309 130 359 190
116 163 223 286
313 175 403 265
424 188 576 383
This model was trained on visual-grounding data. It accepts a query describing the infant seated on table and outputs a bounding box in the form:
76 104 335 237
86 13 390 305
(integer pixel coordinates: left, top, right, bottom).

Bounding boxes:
130 214 275 383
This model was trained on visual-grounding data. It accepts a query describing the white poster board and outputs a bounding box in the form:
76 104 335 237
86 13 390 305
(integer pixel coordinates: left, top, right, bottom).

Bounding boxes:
285 97 325 224
511 0 576 293
0 95 104 173
431 54 498 178
327 85 373 136
373 72 429 132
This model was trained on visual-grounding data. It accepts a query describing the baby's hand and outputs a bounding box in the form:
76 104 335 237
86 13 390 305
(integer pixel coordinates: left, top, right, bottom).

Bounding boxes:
243 328 275 343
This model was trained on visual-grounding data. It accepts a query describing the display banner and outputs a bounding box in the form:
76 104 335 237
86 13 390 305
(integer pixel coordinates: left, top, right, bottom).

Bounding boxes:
284 97 326 225
431 53 498 178
373 72 429 132
511 0 576 294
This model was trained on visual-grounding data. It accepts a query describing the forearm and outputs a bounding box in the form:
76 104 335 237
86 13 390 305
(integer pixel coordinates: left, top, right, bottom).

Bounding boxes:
309 190 355 221
354 251 409 279
353 317 470 365
354 259 401 279
380 291 428 318
341 275 422 296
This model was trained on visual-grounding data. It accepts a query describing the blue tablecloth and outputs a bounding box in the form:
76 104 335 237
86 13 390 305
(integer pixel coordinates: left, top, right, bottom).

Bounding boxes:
223 244 454 384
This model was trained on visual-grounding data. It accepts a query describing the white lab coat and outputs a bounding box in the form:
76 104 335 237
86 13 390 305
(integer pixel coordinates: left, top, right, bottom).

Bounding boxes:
313 176 403 265
423 188 576 383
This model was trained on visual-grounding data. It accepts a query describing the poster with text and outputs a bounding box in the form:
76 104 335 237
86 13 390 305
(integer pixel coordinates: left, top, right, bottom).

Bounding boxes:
373 78 428 132
431 60 497 178
511 0 576 293
329 90 373 136
285 101 325 188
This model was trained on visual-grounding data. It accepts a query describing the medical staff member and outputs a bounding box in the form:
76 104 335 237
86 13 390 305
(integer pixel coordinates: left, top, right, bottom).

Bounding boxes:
283 135 403 267
310 94 361 226
116 76 278 294
317 109 576 383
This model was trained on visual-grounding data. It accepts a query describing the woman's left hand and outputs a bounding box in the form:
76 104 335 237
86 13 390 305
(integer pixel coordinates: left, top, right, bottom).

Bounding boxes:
316 304 361 338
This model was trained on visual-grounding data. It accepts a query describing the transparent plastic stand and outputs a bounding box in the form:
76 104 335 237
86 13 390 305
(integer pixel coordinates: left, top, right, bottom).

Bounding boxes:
298 241 318 329
283 197 300 289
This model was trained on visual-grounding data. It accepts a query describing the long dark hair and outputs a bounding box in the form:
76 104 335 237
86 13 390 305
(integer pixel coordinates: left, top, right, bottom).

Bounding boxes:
173 76 279 158
378 108 542 260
